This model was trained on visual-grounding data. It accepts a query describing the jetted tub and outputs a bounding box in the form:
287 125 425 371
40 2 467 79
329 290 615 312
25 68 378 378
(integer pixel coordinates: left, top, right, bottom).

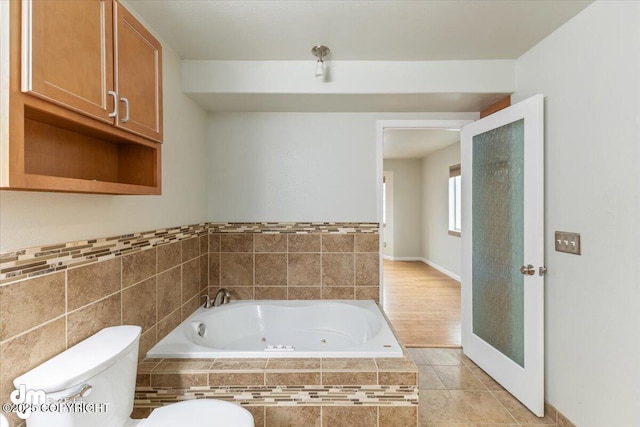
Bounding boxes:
147 300 403 358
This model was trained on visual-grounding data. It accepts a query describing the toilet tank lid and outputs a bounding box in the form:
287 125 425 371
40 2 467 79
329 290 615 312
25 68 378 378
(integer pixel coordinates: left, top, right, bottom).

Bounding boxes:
14 325 141 393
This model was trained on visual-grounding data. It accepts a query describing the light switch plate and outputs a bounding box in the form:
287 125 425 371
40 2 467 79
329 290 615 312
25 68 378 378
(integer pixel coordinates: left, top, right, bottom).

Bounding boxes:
555 231 581 255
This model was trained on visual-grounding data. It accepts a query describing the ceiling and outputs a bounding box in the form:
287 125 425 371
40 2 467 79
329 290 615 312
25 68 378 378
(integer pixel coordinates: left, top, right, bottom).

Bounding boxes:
384 129 460 159
124 0 591 113
126 0 591 61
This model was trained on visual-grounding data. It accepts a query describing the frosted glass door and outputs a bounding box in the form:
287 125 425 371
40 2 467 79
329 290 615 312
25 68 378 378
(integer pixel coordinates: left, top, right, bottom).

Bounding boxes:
461 95 544 416
472 119 525 367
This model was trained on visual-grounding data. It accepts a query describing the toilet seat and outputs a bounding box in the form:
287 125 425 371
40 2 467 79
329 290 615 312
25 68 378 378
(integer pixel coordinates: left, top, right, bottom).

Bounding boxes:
141 399 254 427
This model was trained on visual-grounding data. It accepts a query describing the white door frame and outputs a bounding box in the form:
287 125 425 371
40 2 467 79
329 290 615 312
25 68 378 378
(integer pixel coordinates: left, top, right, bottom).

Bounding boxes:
382 171 394 260
376 119 474 306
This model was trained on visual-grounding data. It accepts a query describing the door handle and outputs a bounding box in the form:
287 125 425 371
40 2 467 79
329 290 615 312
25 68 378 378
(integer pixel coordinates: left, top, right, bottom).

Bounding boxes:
120 97 130 123
108 91 118 118
519 264 535 276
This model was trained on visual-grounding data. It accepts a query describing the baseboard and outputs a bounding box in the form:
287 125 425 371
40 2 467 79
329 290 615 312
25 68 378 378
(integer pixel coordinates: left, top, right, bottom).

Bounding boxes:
421 259 461 282
544 401 576 427
383 256 461 282
384 256 424 262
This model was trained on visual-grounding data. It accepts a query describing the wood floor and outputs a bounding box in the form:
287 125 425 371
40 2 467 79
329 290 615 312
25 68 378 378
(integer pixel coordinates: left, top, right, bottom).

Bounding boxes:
382 260 461 348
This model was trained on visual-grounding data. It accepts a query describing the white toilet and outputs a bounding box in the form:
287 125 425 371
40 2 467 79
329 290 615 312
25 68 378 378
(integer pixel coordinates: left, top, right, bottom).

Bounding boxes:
13 325 254 427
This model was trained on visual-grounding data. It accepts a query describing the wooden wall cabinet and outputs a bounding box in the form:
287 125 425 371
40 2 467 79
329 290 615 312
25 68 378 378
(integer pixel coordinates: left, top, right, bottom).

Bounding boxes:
0 0 162 195
114 2 163 142
23 0 116 125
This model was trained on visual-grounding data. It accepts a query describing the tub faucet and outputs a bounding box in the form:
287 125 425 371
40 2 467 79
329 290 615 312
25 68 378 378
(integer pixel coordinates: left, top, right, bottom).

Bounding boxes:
213 288 231 307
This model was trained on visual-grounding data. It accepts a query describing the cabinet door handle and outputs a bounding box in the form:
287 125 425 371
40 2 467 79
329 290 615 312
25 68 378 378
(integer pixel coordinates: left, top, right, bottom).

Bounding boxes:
120 97 130 123
108 91 118 118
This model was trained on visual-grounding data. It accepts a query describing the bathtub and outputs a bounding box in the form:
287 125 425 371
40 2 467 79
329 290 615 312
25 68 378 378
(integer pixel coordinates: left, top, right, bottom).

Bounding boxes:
147 300 403 358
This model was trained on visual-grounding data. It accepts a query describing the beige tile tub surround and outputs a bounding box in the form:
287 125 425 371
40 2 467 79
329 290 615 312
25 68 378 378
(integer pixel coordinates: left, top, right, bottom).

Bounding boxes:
0 222 378 427
0 231 208 427
134 353 418 427
208 230 380 301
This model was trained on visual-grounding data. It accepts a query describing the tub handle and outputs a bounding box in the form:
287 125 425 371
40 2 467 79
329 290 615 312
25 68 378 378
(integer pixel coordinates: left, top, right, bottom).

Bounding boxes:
201 295 214 309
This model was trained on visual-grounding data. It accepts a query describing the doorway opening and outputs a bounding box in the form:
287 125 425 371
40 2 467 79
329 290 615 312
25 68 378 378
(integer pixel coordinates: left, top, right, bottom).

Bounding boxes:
377 120 472 348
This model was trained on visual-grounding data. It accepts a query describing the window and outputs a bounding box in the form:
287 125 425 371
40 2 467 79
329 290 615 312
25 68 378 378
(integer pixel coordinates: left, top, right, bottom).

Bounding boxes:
448 164 461 237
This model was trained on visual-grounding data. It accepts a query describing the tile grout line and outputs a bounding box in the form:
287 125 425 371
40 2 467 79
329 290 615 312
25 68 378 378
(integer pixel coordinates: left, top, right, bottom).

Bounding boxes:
417 349 514 426
464 362 524 426
486 385 523 426
0 312 67 346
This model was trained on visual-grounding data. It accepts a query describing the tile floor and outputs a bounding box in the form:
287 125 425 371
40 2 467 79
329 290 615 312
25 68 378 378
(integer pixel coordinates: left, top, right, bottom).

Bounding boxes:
409 347 558 427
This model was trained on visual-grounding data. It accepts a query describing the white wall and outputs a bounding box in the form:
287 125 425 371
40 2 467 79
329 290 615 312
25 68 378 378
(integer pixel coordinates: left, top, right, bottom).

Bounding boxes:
183 60 516 95
383 159 423 259
208 112 476 222
422 142 461 278
514 2 640 425
183 60 515 113
0 45 209 252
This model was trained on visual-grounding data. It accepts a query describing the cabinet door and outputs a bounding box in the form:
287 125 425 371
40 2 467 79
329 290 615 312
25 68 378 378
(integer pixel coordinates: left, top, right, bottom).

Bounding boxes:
114 2 163 142
23 0 115 123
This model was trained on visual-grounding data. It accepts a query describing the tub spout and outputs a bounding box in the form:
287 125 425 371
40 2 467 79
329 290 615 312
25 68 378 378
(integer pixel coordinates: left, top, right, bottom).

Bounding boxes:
214 288 231 307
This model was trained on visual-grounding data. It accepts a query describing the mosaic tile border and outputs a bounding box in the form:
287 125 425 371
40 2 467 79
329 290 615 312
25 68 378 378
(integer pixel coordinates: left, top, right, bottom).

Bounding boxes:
134 385 418 409
0 223 209 284
209 222 379 234
0 222 379 284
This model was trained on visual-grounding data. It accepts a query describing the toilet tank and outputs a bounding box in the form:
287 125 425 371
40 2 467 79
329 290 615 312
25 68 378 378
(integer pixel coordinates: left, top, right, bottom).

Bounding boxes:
13 326 142 427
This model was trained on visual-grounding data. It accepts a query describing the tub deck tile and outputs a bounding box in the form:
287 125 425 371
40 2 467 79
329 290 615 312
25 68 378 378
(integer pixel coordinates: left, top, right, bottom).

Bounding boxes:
266 358 321 371
321 358 377 371
266 372 321 386
138 361 161 373
323 372 379 386
375 357 420 371
210 359 268 371
135 351 418 426
152 360 213 373
209 372 266 386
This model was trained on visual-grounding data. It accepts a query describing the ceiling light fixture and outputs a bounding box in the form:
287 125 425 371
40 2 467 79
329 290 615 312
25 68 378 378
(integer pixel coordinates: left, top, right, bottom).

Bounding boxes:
311 45 330 78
